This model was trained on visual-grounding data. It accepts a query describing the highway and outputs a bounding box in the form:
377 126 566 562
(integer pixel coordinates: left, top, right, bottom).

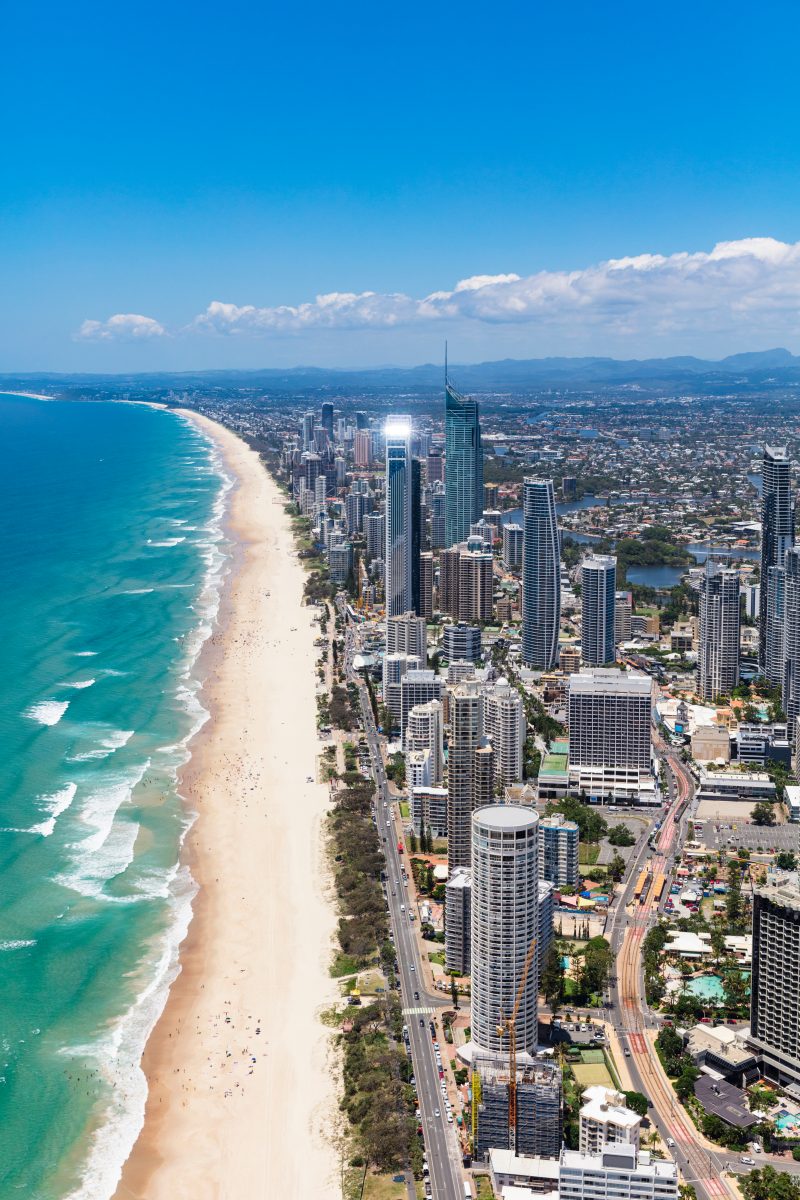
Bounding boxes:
341 606 465 1200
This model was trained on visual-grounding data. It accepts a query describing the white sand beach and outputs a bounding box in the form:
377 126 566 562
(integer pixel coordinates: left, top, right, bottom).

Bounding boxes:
113 413 340 1200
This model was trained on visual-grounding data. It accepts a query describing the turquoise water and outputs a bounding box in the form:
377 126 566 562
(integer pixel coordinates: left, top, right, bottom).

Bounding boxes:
776 1113 800 1132
0 395 229 1198
686 972 751 1002
686 975 726 1001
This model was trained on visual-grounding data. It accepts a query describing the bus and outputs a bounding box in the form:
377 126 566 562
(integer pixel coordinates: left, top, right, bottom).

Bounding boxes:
633 869 652 905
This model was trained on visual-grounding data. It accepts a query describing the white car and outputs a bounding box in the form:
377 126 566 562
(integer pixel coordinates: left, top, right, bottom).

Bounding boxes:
741 1157 755 1166
434 1108 440 1118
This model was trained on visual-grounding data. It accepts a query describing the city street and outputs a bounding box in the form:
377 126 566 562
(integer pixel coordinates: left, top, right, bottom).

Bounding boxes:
343 604 465 1200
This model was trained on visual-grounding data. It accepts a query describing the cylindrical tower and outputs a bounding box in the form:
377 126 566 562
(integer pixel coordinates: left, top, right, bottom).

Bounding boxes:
470 804 539 1056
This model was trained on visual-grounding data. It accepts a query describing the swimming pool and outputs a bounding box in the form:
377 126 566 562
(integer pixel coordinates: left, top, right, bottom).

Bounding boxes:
776 1112 800 1133
685 973 751 1003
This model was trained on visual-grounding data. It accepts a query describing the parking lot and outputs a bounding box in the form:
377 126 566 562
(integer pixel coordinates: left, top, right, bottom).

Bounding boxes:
701 820 800 854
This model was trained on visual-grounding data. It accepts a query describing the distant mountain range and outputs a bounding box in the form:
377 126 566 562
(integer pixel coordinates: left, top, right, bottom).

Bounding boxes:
4 347 800 395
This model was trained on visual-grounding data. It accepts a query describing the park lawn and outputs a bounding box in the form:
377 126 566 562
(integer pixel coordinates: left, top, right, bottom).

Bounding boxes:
363 1173 415 1200
474 1176 496 1199
429 950 446 967
571 1061 614 1088
579 843 600 865
399 801 410 819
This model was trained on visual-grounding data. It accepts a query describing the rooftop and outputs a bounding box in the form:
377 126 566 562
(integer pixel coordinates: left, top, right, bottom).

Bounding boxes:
694 1076 759 1128
560 1146 677 1179
473 803 539 832
569 669 652 697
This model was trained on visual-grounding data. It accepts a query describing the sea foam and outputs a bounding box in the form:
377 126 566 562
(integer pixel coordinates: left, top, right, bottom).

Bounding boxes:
25 699 69 726
27 782 78 837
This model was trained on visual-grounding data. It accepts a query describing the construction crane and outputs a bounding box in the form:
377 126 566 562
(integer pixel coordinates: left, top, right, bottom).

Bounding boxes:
496 936 537 1152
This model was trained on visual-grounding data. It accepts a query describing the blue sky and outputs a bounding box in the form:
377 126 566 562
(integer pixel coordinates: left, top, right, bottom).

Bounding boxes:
3 0 800 370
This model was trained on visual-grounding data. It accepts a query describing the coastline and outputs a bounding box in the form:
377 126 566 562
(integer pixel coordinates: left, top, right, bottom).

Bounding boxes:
112 412 340 1200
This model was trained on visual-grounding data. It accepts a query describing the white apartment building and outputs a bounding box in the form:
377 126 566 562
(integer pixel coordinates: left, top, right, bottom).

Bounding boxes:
539 812 580 888
386 611 427 664
405 699 444 784
579 1087 641 1154
484 678 526 785
406 748 432 789
470 804 539 1055
559 1146 677 1200
400 670 444 746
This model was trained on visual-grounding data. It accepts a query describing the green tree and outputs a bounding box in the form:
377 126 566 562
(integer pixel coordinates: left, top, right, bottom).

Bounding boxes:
726 862 743 927
752 801 776 827
541 943 566 1013
777 851 797 871
450 975 459 1009
608 853 626 882
623 1091 649 1117
580 939 612 997
608 824 636 847
723 968 749 1013
675 1064 700 1101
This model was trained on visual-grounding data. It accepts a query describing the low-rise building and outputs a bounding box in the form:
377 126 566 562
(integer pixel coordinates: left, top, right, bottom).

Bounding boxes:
696 769 776 803
489 1149 559 1197
686 1025 759 1086
559 1146 677 1200
579 1086 641 1154
691 725 731 763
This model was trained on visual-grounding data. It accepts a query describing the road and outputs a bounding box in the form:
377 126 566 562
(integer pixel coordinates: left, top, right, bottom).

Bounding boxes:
609 741 740 1200
341 605 465 1200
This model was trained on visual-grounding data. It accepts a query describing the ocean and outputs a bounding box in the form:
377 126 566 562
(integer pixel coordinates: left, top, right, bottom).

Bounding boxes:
0 395 229 1198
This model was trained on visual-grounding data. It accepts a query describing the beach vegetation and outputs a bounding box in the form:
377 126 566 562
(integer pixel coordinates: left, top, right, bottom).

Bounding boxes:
328 775 420 1174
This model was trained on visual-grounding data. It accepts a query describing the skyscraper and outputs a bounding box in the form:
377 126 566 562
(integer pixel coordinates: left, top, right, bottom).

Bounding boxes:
567 669 653 803
419 552 434 620
447 680 484 873
411 458 422 616
439 540 493 623
470 804 539 1056
750 881 800 1089
406 699 444 784
782 547 800 747
760 445 794 671
521 478 561 669
386 611 427 663
696 562 740 702
320 401 334 439
384 417 413 618
581 555 616 666
445 377 483 548
484 679 526 785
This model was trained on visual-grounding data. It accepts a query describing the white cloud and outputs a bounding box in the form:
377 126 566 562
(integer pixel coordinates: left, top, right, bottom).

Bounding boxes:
76 313 167 341
186 238 800 339
79 237 800 349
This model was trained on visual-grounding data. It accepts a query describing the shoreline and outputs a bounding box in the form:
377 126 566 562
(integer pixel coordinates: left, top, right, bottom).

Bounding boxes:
112 412 340 1200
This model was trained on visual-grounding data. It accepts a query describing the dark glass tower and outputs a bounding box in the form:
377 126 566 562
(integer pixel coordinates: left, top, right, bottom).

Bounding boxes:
445 378 483 549
521 478 560 669
760 445 794 674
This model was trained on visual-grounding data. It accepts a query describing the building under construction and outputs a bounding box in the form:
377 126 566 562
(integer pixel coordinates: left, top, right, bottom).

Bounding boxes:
471 1054 562 1161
